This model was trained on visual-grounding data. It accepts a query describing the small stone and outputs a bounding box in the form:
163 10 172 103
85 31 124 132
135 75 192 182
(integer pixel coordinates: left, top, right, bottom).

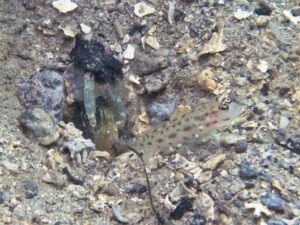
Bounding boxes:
190 213 206 225
256 16 270 27
239 163 259 179
279 115 290 129
146 98 175 125
0 191 5 204
59 25 76 37
145 74 168 94
123 44 135 60
80 23 92 34
268 220 287 225
254 3 272 16
23 179 38 199
261 193 285 212
145 36 160 50
52 0 78 13
291 7 300 17
257 60 269 73
2 161 19 172
134 3 155 18
202 154 226 170
234 9 253 20
235 140 248 153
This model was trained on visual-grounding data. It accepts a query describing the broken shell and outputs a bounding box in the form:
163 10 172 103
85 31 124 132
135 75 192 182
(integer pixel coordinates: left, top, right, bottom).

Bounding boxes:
59 25 76 37
199 21 227 56
123 44 135 60
197 69 218 92
132 112 150 136
202 154 226 170
92 151 111 161
134 3 155 18
80 23 91 34
194 193 215 221
234 9 253 20
257 60 269 73
169 181 196 202
52 0 78 13
145 36 160 50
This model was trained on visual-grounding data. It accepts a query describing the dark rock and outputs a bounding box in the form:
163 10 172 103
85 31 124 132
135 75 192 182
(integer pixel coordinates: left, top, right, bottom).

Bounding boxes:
146 98 175 125
239 163 259 179
170 197 194 220
244 182 255 189
261 193 285 212
260 83 269 96
61 167 84 185
70 36 123 83
131 51 169 77
126 183 147 194
17 70 65 123
19 108 59 146
23 179 38 199
235 140 248 153
190 213 206 225
291 7 300 17
254 3 272 16
0 191 5 204
174 9 186 22
279 87 290 97
268 220 287 225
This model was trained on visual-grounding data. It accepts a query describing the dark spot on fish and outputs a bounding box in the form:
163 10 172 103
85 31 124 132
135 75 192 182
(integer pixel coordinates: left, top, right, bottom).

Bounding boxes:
223 117 230 121
206 120 218 127
147 142 152 146
183 126 193 131
160 130 164 135
205 112 210 116
194 116 203 121
176 121 182 126
183 137 189 141
172 124 176 128
168 133 177 139
157 139 164 143
185 117 190 122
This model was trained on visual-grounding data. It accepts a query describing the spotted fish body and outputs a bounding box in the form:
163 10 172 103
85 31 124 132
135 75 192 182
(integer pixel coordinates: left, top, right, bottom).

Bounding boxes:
128 101 244 160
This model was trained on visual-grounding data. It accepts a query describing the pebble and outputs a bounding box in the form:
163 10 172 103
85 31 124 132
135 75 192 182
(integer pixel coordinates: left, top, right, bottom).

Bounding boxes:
268 219 287 225
134 3 155 18
279 116 290 129
112 204 129 224
52 0 78 13
202 154 226 170
146 98 175 125
145 74 168 94
235 140 248 153
0 191 5 204
190 213 206 225
234 9 253 20
2 161 19 172
145 36 160 50
123 44 135 60
80 23 91 34
23 179 38 199
239 163 259 179
261 193 285 212
254 3 272 16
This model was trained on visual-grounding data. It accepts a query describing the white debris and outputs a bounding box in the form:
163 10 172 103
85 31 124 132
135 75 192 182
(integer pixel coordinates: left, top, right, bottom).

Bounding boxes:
167 0 175 25
80 23 91 34
283 10 300 25
145 36 160 50
52 0 78 13
244 202 272 217
59 25 76 37
134 3 155 17
257 60 269 73
123 44 135 60
234 9 253 20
